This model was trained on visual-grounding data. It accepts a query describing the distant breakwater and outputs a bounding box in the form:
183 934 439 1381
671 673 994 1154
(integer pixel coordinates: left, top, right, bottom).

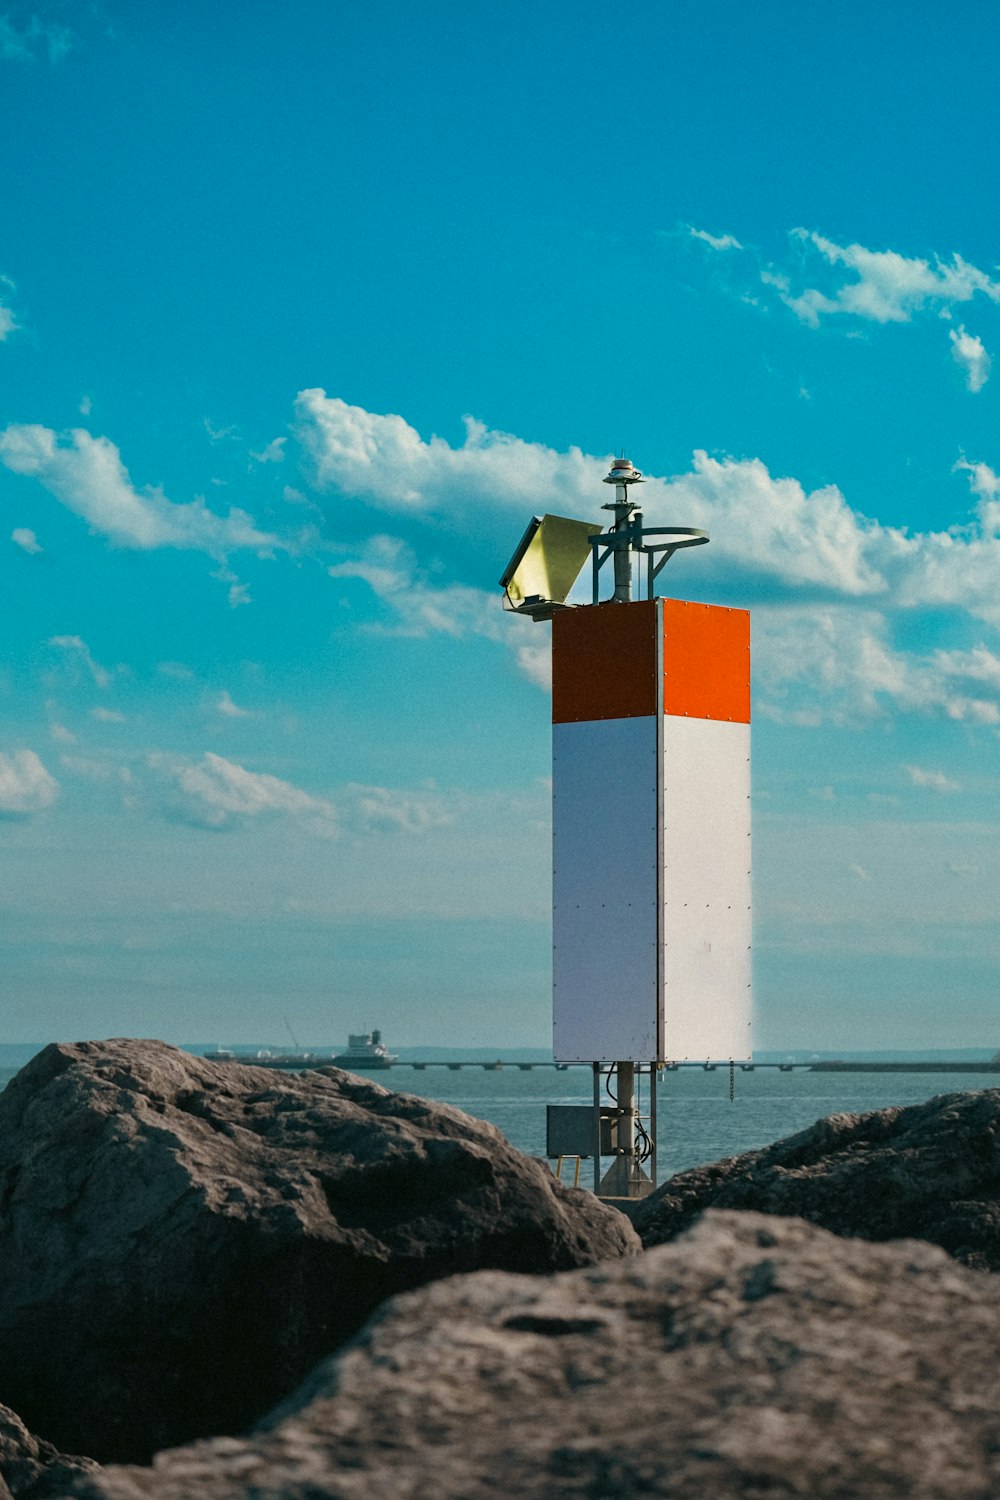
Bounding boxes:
811 1061 1000 1073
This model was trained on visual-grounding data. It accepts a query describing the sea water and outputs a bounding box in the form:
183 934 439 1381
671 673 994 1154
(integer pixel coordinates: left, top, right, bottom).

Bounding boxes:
3 1055 998 1184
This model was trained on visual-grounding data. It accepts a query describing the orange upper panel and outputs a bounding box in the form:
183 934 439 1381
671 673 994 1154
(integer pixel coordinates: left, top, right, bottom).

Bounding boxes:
552 600 657 723
552 598 750 724
662 599 750 724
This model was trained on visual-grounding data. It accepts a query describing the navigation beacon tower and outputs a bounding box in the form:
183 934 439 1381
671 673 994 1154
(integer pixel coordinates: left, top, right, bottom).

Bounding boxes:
500 456 751 1199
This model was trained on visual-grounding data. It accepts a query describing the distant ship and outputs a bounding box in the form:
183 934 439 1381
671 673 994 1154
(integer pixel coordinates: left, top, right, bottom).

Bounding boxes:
330 1029 398 1070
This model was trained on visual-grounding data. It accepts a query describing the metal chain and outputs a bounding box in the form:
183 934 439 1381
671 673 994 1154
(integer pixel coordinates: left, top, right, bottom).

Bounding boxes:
729 1057 735 1104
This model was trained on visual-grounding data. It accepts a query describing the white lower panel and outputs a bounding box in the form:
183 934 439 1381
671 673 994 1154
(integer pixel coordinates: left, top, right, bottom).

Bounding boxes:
552 717 658 1062
662 715 751 1061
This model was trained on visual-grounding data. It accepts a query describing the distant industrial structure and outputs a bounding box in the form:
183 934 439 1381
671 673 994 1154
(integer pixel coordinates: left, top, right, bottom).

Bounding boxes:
501 456 751 1199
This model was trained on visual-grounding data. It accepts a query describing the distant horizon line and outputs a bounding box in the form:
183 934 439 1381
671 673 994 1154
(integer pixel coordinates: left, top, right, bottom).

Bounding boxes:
1 1041 999 1062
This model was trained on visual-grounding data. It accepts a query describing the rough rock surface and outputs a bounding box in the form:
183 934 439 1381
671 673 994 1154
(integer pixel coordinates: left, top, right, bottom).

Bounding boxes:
54 1209 1000 1500
631 1088 1000 1264
0 1040 637 1464
0 1404 96 1500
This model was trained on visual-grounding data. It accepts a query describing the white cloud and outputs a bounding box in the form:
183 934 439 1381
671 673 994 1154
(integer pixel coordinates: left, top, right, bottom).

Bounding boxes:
298 393 1000 716
0 750 58 813
144 752 455 840
297 394 1000 619
147 751 340 835
513 640 552 691
0 15 73 63
950 325 991 392
296 390 601 520
91 706 126 724
49 722 75 744
79 395 92 416
0 425 281 557
49 635 112 689
904 764 961 793
689 226 743 252
756 609 1000 727
216 690 251 718
298 394 887 600
766 230 1000 327
849 863 872 882
11 527 41 554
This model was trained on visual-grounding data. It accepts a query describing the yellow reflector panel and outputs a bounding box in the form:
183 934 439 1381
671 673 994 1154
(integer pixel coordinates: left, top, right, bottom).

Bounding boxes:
499 514 600 609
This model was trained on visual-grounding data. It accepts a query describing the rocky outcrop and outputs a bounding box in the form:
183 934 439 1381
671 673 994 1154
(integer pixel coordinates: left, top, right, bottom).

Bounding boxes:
631 1089 1000 1263
54 1209 1000 1499
0 1404 96 1500
0 1040 637 1464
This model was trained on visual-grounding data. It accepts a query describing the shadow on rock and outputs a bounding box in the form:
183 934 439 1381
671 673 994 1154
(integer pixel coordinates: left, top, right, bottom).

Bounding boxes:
0 1040 637 1464
55 1210 1000 1500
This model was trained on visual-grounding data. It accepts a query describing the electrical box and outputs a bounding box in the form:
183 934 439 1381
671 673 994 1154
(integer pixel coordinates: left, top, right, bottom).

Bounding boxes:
545 1104 621 1158
552 598 751 1064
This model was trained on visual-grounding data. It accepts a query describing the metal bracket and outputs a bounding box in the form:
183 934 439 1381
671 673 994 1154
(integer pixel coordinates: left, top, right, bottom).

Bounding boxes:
589 523 708 604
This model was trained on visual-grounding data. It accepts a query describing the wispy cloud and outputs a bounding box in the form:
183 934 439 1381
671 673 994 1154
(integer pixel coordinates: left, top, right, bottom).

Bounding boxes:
343 783 453 834
0 425 282 558
11 526 41 554
0 270 19 341
216 690 251 718
950 325 991 391
48 634 112 689
328 532 549 687
688 225 743 252
91 706 125 724
60 754 132 787
0 14 73 65
145 751 455 840
766 230 1000 328
204 417 240 444
904 764 961 793
0 749 58 813
251 437 286 464
329 535 502 640
147 751 340 835
756 610 1000 727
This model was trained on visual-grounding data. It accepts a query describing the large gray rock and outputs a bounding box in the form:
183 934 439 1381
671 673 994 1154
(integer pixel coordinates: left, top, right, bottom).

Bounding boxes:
0 1040 636 1464
0 1404 96 1500
55 1209 1000 1499
632 1088 1000 1263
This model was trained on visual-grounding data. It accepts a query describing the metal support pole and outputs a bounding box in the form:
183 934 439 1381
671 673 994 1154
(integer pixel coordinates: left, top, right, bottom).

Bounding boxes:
617 1059 635 1182
592 1061 601 1194
649 1062 658 1191
611 483 632 603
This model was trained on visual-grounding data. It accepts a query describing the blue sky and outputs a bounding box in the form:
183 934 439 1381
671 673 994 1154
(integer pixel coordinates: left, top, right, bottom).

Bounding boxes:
2 0 1000 1049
